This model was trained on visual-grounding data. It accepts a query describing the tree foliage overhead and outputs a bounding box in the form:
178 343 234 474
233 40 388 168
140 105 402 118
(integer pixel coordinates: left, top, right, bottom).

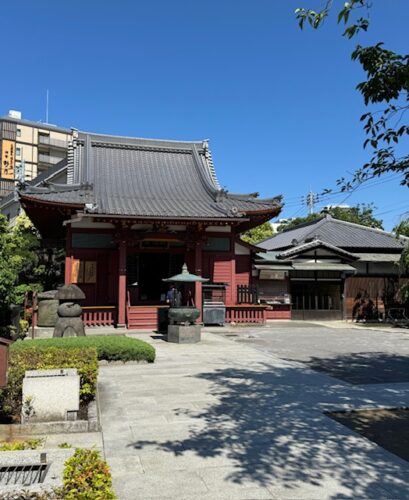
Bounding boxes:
295 0 409 189
277 203 383 232
241 221 274 244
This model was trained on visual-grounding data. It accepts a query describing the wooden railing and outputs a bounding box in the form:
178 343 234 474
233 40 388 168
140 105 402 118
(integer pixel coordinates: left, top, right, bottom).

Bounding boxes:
82 306 117 327
237 285 259 304
225 305 267 324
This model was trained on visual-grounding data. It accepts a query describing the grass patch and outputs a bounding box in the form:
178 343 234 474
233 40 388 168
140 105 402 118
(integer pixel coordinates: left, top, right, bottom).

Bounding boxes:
11 336 156 363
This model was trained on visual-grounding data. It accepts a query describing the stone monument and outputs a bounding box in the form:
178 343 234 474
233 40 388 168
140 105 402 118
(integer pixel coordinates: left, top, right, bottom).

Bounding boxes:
53 284 86 337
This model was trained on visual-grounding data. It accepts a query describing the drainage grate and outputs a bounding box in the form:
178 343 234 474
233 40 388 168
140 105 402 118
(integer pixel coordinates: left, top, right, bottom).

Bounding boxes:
0 463 48 486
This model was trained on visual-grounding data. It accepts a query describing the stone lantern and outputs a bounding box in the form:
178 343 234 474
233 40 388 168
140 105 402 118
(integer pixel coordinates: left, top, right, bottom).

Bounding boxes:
162 263 208 343
53 284 86 337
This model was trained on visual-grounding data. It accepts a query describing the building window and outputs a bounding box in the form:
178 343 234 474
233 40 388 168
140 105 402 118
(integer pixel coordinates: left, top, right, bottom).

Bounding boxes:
204 237 230 252
16 147 21 157
16 128 21 137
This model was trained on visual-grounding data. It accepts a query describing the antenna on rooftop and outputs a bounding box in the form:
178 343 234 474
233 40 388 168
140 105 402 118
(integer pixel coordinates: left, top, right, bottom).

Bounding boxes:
45 89 49 123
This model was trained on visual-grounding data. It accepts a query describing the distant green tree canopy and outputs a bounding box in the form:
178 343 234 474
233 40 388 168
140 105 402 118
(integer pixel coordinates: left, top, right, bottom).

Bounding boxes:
393 218 409 237
241 221 274 244
277 204 383 232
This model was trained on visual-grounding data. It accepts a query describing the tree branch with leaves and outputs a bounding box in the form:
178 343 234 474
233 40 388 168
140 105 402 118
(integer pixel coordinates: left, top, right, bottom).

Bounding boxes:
296 0 409 189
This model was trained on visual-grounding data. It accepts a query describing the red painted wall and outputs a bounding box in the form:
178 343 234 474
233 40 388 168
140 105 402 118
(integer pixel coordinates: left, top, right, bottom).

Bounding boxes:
235 255 251 287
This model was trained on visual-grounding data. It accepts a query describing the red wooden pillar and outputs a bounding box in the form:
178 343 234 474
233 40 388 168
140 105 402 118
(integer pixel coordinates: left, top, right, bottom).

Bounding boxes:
227 235 237 306
230 250 236 306
117 237 127 328
64 225 72 285
194 240 203 322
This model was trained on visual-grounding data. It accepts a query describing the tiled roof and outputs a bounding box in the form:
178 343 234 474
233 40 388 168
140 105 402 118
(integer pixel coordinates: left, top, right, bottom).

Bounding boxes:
19 133 282 220
277 239 357 260
1 159 67 209
258 215 407 251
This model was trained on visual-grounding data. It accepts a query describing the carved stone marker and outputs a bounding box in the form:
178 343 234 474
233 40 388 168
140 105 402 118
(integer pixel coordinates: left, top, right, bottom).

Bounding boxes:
53 285 86 338
37 290 59 327
22 368 80 423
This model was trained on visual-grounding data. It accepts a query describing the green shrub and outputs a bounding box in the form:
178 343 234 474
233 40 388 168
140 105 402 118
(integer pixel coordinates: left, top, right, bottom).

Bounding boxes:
0 438 43 451
0 346 98 422
61 448 116 499
12 335 156 363
58 442 73 449
19 319 29 334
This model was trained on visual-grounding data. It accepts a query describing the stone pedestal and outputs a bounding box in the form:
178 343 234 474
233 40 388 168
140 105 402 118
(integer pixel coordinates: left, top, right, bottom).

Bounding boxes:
167 324 201 344
37 290 59 327
22 368 80 423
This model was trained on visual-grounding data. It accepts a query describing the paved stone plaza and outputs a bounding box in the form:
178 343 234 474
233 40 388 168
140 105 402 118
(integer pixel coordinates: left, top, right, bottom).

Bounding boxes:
99 324 409 499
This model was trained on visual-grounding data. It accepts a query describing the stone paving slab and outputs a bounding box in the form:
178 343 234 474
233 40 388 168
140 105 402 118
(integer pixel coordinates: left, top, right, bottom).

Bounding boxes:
99 329 409 499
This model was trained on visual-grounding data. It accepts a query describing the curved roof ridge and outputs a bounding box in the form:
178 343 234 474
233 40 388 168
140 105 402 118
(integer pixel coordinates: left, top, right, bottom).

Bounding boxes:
201 140 221 190
278 239 357 260
78 130 205 147
190 144 220 200
324 214 409 240
229 193 282 204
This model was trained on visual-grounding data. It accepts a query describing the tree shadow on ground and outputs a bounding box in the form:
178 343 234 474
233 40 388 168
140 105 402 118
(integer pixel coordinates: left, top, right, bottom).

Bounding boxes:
128 360 409 498
302 351 409 384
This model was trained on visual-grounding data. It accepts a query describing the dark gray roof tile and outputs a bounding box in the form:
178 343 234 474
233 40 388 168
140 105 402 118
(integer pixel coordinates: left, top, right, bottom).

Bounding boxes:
259 215 407 251
19 133 282 220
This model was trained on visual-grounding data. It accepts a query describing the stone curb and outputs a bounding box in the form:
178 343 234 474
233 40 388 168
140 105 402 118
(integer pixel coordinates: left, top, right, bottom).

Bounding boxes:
98 359 149 366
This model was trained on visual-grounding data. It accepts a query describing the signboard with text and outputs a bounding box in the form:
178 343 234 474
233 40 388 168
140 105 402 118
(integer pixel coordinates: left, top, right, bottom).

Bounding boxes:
1 140 15 179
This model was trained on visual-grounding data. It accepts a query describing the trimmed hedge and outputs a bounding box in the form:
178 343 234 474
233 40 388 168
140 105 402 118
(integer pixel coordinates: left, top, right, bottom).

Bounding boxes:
12 335 156 363
0 346 98 422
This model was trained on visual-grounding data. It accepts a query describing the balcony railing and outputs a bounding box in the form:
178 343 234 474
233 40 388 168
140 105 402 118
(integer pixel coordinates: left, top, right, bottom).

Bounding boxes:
38 136 68 149
38 153 65 165
0 179 15 198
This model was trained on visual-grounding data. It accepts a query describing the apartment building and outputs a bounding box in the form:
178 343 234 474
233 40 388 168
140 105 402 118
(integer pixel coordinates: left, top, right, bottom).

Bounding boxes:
0 110 72 197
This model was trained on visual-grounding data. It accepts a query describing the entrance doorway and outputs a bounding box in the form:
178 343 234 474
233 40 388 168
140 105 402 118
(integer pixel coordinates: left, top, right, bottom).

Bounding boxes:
127 253 184 303
291 281 343 320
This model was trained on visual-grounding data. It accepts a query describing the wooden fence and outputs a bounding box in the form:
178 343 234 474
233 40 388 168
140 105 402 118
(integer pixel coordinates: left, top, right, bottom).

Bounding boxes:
82 306 116 327
236 284 259 304
225 305 266 324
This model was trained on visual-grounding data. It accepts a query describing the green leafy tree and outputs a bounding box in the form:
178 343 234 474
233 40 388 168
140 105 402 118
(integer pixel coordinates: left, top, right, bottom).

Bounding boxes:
399 245 409 303
395 216 409 304
327 203 383 229
295 1 409 189
277 213 321 232
7 213 43 304
278 203 383 231
241 221 274 244
0 215 18 321
393 218 409 237
0 212 65 328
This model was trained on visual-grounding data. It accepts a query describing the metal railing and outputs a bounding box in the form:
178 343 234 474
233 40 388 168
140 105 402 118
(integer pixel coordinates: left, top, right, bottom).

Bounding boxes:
38 153 65 165
38 135 68 149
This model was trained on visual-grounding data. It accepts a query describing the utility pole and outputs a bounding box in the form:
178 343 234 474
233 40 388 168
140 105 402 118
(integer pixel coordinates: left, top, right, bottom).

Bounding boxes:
46 89 49 123
304 191 319 215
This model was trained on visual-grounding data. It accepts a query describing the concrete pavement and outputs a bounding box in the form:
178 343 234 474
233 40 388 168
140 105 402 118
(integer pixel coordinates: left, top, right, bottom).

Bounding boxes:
98 329 409 499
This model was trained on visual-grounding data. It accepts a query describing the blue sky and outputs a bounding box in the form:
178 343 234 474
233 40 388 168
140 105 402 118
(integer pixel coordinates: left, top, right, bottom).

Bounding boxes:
1 0 408 229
